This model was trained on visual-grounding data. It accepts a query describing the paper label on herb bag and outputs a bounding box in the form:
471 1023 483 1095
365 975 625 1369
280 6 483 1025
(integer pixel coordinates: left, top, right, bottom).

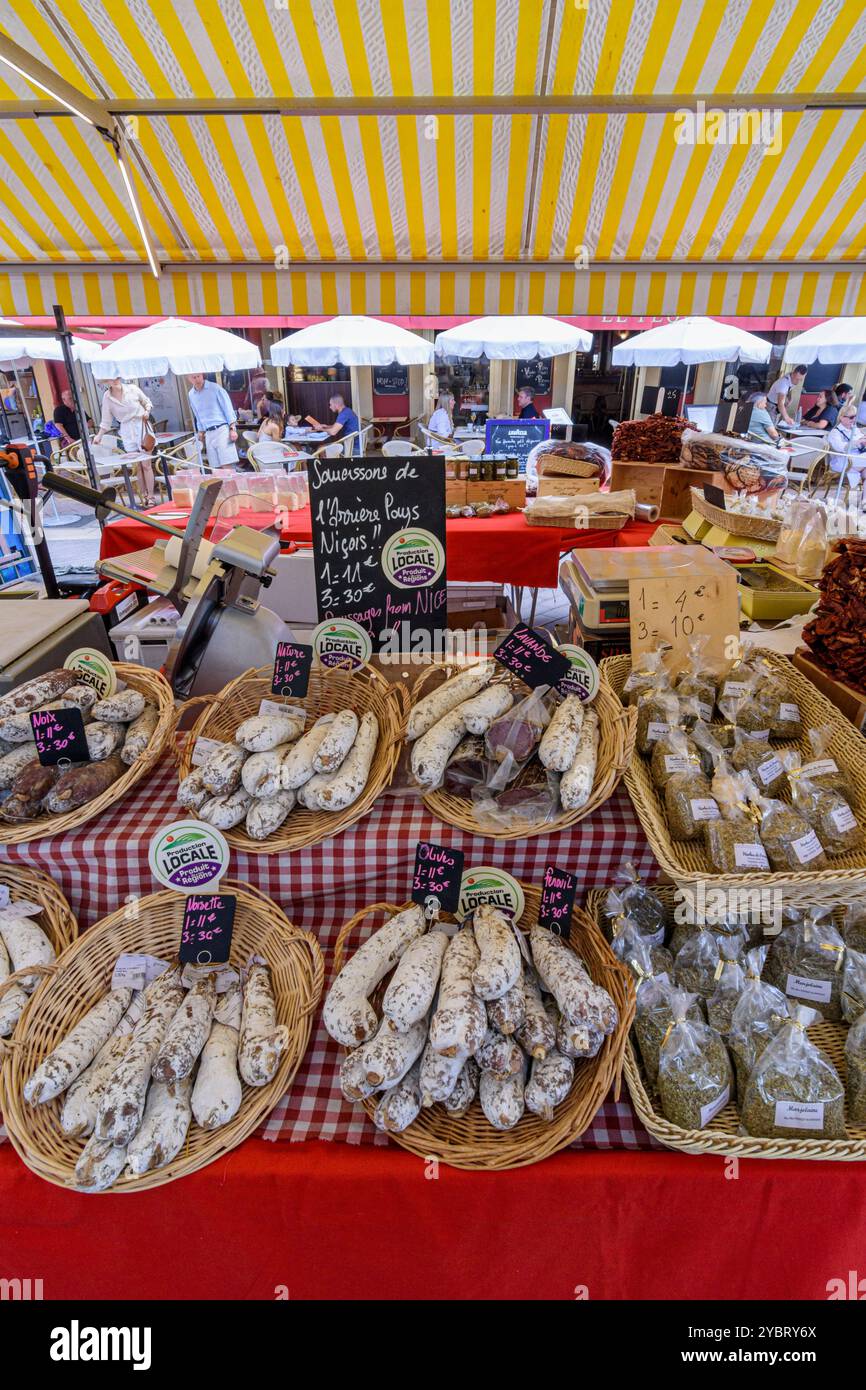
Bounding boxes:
830 804 858 833
647 721 671 742
757 754 783 787
700 1085 730 1128
801 758 839 779
664 755 694 774
734 842 770 870
690 798 720 821
191 737 224 767
722 680 749 699
779 702 800 723
774 1100 825 1130
786 973 832 1004
111 953 171 991
697 700 714 722
744 729 770 741
791 829 824 864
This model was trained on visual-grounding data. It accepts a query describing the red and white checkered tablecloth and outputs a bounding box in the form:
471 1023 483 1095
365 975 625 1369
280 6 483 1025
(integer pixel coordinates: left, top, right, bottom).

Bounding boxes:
0 753 661 1151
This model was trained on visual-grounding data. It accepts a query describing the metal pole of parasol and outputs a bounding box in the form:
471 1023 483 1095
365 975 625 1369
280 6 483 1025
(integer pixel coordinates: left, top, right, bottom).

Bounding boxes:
53 303 102 515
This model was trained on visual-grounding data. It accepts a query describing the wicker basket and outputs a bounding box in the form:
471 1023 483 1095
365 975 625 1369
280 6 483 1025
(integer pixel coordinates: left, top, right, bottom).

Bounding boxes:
176 663 407 854
525 504 629 531
333 887 635 1170
410 664 635 841
585 886 866 1160
0 663 175 847
0 882 323 1193
0 862 78 1006
688 487 781 541
601 649 866 907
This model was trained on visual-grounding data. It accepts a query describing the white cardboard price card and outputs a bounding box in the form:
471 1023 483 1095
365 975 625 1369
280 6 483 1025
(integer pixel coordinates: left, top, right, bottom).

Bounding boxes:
629 570 739 665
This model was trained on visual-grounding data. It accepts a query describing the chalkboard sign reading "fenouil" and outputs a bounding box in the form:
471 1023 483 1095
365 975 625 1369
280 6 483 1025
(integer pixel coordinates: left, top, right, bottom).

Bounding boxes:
180 893 236 965
494 624 571 690
308 455 447 658
30 707 90 766
538 865 578 936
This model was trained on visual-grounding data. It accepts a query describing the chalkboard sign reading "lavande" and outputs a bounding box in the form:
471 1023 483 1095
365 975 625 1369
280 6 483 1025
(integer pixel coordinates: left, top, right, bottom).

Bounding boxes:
412 841 465 915
493 624 571 690
30 707 90 766
271 640 313 698
307 454 447 657
484 417 550 467
372 364 409 395
180 893 236 965
538 865 578 936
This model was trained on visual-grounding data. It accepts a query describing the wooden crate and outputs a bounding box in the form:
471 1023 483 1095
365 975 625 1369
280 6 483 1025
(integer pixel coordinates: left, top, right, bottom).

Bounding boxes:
537 476 601 497
610 461 666 507
793 649 866 733
610 461 721 520
465 480 526 508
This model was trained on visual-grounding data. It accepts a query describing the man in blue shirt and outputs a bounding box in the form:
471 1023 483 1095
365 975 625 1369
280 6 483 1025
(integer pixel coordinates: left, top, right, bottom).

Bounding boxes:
187 373 239 468
306 393 361 454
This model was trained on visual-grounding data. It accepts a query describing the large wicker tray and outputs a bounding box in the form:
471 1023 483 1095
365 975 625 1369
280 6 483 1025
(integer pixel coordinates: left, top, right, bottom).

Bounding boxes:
410 663 635 841
601 650 866 907
0 883 323 1193
586 886 866 1160
333 887 635 1170
176 663 407 854
0 663 175 846
0 863 78 1006
688 486 781 541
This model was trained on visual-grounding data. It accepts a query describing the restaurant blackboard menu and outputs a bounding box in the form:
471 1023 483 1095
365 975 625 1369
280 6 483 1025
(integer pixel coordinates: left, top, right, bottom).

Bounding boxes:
307 454 447 656
485 417 550 467
372 364 409 395
515 358 552 394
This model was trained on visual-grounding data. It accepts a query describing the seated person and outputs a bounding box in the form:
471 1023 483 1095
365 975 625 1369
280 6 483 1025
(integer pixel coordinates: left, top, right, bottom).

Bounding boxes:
827 404 866 480
426 390 455 439
746 392 781 444
257 404 284 442
516 386 540 419
306 393 361 454
804 386 846 432
801 389 829 424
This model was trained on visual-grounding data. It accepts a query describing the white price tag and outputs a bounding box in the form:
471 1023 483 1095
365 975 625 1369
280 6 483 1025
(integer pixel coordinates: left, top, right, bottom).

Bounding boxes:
757 755 783 787
722 681 749 699
258 699 306 721
191 737 224 768
801 758 839 780
664 755 694 774
690 797 720 822
111 953 171 992
831 804 858 833
646 721 671 742
779 702 800 722
791 829 824 864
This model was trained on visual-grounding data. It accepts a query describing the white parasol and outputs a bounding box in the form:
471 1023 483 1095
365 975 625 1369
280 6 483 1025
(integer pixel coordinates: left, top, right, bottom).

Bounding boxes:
784 317 866 365
271 315 433 366
434 315 592 359
611 315 771 366
0 317 104 367
91 317 261 378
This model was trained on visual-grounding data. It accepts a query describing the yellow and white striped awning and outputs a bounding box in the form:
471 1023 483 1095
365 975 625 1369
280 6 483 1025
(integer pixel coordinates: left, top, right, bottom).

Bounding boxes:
0 0 864 318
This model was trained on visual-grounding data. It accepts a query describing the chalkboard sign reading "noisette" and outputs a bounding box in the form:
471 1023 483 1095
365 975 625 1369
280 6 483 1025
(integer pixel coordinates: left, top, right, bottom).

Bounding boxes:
493 624 572 690
271 640 313 698
484 417 550 467
412 841 465 915
538 865 578 936
307 455 447 657
180 893 236 965
372 364 409 395
30 707 90 766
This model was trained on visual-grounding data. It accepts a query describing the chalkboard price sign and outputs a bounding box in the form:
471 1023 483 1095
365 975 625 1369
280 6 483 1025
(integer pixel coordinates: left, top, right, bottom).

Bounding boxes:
538 865 578 936
271 640 313 697
412 841 465 915
372 364 409 395
307 454 447 657
484 417 550 467
30 707 90 766
515 359 552 394
180 893 236 965
493 623 571 689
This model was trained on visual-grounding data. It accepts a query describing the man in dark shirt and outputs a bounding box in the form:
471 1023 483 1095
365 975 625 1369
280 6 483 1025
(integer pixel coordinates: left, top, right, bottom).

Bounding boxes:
306 393 361 454
52 388 92 444
516 386 540 419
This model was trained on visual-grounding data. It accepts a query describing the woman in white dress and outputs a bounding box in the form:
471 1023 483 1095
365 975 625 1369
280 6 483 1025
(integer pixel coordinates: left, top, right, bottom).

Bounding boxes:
93 377 156 504
826 403 866 485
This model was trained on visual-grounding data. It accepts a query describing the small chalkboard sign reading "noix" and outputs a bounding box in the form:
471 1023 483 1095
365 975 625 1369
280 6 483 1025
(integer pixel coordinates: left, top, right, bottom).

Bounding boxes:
30 707 90 766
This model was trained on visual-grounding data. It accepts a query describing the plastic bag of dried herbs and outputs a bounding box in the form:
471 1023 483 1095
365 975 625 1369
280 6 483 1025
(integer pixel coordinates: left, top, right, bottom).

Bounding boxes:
749 655 802 740
603 861 667 941
650 725 701 790
841 904 866 954
635 681 681 757
690 721 725 779
674 927 722 999
630 941 703 1088
610 914 674 980
658 989 733 1130
703 760 770 874
728 946 789 1100
841 947 866 1025
748 784 828 873
717 670 776 740
729 728 786 797
787 769 862 856
622 647 669 706
664 761 720 842
740 1005 845 1140
669 916 752 958
706 936 746 1036
798 724 855 801
845 1012 866 1125
673 636 720 726
763 910 846 1022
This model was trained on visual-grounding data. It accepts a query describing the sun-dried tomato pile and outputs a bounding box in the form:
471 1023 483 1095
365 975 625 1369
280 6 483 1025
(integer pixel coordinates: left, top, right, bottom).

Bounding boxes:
802 538 866 693
611 413 692 462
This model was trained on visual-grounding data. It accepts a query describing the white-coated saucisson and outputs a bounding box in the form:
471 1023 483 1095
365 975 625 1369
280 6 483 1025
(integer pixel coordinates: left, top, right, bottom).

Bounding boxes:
191 983 242 1129
559 707 599 811
74 1134 128 1191
428 927 487 1057
95 968 184 1146
299 712 378 812
0 908 55 991
486 975 526 1036
312 709 359 773
382 929 448 1033
443 1056 479 1117
152 974 216 1084
59 993 145 1138
407 661 494 741
359 1014 427 1088
479 1064 526 1131
373 1060 422 1134
24 987 133 1104
516 967 556 1060
120 703 159 765
126 1076 193 1175
279 716 333 790
235 710 305 753
410 707 467 789
419 1039 467 1106
530 923 617 1033
475 1028 524 1077
525 1043 574 1122
238 963 288 1087
245 789 296 840
323 904 425 1046
538 695 585 773
92 689 146 723
459 683 514 736
471 903 522 1001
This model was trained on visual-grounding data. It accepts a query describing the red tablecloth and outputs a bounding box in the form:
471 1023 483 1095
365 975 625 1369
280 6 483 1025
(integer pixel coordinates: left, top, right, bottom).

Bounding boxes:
1 1141 858 1300
100 504 660 589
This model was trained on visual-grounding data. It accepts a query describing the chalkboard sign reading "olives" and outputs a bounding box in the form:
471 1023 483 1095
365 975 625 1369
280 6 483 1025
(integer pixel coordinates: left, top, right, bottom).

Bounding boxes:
412 841 465 915
307 454 447 658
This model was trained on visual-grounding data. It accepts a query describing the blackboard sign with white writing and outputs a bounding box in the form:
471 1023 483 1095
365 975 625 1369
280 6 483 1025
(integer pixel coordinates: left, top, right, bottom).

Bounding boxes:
515 359 552 394
180 893 236 965
30 707 90 766
412 841 465 915
271 640 313 697
538 865 578 936
307 454 447 656
484 417 550 467
494 624 571 690
373 364 409 395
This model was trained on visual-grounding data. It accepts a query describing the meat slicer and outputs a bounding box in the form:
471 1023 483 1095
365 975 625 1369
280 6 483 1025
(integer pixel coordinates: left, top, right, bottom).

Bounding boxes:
42 472 289 696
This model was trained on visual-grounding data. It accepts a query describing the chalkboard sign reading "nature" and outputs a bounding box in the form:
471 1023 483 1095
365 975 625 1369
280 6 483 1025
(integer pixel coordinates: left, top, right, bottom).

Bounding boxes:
307 455 447 656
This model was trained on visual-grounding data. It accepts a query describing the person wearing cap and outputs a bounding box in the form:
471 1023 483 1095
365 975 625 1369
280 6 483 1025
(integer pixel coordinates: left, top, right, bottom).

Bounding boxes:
767 364 807 424
516 386 540 419
187 373 239 469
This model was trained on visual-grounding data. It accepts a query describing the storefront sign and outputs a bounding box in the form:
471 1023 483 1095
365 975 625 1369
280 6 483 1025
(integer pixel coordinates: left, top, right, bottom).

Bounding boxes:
412 841 465 915
312 619 372 671
307 454 447 657
149 820 230 892
372 364 409 395
30 707 89 766
180 892 236 965
271 640 313 697
555 644 600 702
538 865 578 936
63 648 117 699
494 623 571 690
515 359 552 394
458 866 525 923
484 417 550 466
